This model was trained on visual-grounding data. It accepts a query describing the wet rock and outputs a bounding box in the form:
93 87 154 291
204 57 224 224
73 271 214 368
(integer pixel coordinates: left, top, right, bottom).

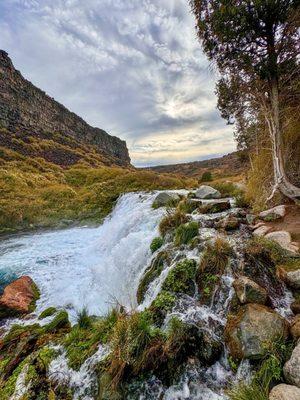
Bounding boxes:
225 304 288 360
269 384 300 400
290 315 300 340
284 341 300 388
0 276 40 318
233 276 267 305
152 192 180 208
216 215 240 231
195 185 221 199
265 231 299 253
285 270 300 289
199 200 231 214
259 205 286 222
291 300 300 315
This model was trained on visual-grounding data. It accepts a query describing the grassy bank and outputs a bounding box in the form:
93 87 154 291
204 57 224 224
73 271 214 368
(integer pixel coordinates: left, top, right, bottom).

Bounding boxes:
0 147 197 234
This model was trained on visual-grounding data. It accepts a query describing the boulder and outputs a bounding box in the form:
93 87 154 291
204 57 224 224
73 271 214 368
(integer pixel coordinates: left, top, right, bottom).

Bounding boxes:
216 215 240 231
225 304 288 360
269 384 300 400
290 315 300 340
253 225 272 237
284 341 300 388
195 185 221 199
199 200 231 214
291 300 300 315
152 192 180 208
0 276 40 318
259 205 286 222
265 231 299 253
285 270 300 289
233 276 267 305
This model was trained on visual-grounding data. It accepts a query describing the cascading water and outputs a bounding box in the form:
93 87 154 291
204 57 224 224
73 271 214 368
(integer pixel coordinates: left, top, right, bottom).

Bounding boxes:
0 192 165 322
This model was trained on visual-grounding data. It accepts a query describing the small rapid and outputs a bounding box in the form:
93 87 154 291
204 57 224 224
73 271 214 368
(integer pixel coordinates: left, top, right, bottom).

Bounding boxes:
0 192 165 321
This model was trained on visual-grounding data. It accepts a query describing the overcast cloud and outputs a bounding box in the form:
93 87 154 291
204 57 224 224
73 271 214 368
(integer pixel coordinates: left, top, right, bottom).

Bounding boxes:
0 0 235 166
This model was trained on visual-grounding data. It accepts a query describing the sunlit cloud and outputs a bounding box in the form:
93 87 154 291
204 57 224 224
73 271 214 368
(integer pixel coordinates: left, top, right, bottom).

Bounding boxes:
0 0 235 166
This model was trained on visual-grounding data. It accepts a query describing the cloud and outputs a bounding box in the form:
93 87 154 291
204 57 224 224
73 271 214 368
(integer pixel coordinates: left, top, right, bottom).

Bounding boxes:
0 0 235 166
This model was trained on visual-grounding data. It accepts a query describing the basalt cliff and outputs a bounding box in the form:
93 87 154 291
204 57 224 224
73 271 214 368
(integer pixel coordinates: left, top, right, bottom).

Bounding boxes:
0 50 130 167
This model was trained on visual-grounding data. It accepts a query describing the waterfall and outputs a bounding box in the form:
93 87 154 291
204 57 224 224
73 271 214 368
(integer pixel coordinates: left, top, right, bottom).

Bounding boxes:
0 192 165 321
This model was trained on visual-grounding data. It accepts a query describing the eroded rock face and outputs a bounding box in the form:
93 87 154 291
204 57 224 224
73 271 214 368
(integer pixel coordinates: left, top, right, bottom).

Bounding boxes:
225 304 288 360
259 205 286 221
152 192 180 208
233 276 267 305
195 185 221 199
291 300 300 315
284 342 300 388
0 276 40 318
269 384 300 400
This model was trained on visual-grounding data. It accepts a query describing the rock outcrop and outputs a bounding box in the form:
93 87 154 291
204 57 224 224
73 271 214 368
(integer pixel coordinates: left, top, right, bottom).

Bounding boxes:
233 276 267 305
225 304 288 359
0 50 130 167
0 276 40 318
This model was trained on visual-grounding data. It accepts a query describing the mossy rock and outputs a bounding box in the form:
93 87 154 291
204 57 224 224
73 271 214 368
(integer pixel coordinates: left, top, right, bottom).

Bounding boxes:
162 259 197 296
150 237 164 253
137 251 169 304
149 291 176 325
43 310 70 333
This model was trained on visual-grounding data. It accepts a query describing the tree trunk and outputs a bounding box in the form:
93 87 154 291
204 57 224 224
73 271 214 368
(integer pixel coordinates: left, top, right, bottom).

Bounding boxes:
267 80 300 201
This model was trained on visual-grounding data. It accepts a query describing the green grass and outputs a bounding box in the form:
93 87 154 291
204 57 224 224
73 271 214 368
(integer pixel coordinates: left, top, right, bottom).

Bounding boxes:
174 221 199 246
159 210 189 237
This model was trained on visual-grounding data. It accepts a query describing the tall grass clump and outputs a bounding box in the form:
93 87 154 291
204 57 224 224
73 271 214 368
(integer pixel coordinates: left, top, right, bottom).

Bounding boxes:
159 210 189 237
174 221 199 246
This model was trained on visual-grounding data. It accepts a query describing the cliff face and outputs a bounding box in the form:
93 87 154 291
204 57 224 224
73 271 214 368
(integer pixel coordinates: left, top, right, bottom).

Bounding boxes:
0 50 130 167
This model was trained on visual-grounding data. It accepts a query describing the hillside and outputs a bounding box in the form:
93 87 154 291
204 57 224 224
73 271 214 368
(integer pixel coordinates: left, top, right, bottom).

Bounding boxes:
0 50 130 167
144 151 248 180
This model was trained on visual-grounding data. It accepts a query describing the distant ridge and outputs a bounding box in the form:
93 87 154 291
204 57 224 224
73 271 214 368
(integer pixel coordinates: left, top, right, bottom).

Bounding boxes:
0 50 130 167
143 151 248 178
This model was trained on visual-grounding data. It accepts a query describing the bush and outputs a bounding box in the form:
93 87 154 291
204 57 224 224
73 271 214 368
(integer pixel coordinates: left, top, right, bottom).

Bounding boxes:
150 237 164 253
159 210 189 237
200 171 212 182
162 259 197 295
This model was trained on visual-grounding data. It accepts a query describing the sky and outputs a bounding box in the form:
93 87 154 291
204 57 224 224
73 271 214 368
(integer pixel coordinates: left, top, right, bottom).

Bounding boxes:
0 0 235 167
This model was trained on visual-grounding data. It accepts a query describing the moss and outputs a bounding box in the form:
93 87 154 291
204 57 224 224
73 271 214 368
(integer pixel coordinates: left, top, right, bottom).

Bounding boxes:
43 310 70 333
38 307 57 319
150 237 164 253
137 252 169 304
0 358 29 400
37 346 58 370
162 259 197 295
149 291 176 325
174 221 199 246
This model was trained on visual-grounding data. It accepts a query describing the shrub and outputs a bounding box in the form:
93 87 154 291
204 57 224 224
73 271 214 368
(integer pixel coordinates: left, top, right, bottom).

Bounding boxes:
150 237 164 253
159 210 189 237
200 171 212 182
162 259 197 295
174 221 199 246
